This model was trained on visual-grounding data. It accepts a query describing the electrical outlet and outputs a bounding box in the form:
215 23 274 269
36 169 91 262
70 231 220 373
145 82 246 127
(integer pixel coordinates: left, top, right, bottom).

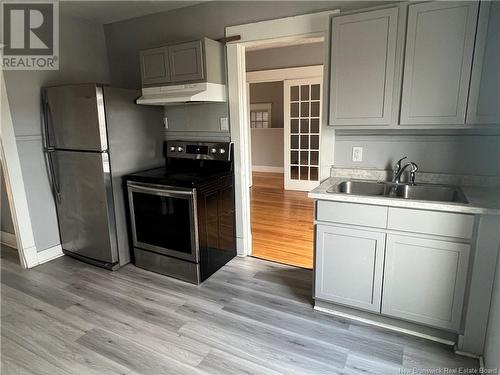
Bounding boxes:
352 146 363 162
220 117 229 131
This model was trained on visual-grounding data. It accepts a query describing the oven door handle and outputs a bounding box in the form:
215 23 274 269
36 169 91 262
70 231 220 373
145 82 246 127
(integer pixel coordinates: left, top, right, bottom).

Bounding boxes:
127 182 195 197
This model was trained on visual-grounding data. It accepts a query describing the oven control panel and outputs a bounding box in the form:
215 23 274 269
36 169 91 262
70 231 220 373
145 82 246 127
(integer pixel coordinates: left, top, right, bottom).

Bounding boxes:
167 141 232 161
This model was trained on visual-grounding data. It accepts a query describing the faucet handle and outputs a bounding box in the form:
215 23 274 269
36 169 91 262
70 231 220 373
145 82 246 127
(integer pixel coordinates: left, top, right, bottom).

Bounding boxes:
409 162 418 185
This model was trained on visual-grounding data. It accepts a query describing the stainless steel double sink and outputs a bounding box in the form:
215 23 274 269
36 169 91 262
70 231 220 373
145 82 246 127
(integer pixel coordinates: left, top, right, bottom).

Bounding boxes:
327 180 468 204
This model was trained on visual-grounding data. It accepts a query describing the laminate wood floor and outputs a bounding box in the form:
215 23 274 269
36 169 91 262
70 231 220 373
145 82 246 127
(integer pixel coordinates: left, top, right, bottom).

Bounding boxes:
1 245 478 374
251 172 314 269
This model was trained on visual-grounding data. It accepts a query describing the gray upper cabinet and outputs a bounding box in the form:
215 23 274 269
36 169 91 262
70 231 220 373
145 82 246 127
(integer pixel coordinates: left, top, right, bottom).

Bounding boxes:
400 2 478 125
169 40 205 82
315 224 386 313
382 235 470 331
140 47 170 85
329 7 399 126
467 1 500 125
140 38 225 87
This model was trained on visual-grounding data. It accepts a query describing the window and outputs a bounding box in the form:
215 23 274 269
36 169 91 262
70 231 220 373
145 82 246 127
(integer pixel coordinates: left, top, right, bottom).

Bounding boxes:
250 103 272 128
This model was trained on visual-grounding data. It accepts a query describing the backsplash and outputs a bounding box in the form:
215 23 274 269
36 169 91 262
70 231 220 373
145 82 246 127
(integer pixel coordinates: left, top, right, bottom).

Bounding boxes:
163 103 230 142
330 167 500 188
334 133 500 177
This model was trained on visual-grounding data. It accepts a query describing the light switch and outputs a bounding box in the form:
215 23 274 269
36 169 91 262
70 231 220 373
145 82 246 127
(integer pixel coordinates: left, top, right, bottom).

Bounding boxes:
220 117 229 131
352 146 363 162
163 117 168 130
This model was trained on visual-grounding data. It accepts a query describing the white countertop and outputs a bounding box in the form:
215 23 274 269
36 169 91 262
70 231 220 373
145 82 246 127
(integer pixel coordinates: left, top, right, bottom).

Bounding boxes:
309 177 500 216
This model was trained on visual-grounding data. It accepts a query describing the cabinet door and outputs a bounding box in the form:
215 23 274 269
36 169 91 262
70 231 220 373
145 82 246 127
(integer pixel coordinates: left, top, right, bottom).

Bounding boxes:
382 235 470 331
467 1 500 125
329 8 399 126
400 2 478 125
140 47 170 85
315 224 386 312
168 40 205 83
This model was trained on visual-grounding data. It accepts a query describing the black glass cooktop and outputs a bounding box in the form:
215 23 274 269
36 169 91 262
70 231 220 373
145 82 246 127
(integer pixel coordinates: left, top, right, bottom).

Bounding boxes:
125 167 228 188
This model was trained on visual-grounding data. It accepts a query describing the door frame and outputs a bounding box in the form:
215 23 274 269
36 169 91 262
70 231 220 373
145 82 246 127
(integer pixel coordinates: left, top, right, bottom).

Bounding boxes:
226 10 338 257
0 71 38 268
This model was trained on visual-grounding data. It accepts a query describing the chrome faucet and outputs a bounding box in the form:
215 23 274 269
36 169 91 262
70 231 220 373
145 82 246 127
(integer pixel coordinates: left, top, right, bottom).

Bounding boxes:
392 156 419 184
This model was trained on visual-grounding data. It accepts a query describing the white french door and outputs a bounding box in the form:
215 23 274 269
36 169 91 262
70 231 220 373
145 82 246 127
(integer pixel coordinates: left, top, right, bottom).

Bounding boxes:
284 77 322 191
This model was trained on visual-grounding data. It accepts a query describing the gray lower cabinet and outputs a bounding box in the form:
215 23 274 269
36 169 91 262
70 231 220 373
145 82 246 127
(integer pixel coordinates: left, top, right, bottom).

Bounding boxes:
315 224 386 313
382 234 470 331
140 47 170 85
169 40 204 82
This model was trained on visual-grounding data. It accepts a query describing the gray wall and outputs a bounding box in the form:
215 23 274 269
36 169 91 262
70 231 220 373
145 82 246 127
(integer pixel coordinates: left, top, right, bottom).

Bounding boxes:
251 129 284 169
4 12 110 252
1 165 15 235
334 132 500 176
103 1 374 145
249 82 284 129
249 82 285 168
246 42 325 72
163 103 230 141
485 244 500 369
104 1 381 89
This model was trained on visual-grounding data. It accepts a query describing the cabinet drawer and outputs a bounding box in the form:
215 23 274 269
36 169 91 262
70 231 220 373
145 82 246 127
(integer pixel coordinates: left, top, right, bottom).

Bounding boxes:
316 201 388 228
387 208 474 239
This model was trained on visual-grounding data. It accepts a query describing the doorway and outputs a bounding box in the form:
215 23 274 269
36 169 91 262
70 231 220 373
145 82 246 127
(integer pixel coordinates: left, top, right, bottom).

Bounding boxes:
245 40 324 269
226 10 338 263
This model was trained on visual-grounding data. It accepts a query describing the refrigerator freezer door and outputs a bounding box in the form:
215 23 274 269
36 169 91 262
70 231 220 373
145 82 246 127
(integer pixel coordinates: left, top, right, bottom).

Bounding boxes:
44 84 108 151
51 150 118 265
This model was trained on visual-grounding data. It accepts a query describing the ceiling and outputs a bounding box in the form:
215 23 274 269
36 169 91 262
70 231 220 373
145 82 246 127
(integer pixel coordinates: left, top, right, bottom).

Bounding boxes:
60 1 206 25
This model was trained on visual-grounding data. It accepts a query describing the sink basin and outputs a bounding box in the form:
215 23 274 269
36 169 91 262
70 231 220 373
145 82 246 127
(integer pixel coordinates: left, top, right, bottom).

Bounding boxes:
328 180 468 204
392 184 468 204
336 180 388 196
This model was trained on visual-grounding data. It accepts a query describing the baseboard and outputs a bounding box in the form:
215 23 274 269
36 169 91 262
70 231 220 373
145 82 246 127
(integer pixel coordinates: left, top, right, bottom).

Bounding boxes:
1 231 17 249
37 244 64 265
314 301 456 347
252 165 284 173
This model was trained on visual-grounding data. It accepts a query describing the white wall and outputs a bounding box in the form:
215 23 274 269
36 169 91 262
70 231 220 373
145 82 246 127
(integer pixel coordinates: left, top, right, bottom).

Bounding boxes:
251 129 284 170
3 12 110 253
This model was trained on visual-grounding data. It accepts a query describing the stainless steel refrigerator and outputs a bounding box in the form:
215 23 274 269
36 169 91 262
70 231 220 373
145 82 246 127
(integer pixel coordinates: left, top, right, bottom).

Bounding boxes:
42 83 164 269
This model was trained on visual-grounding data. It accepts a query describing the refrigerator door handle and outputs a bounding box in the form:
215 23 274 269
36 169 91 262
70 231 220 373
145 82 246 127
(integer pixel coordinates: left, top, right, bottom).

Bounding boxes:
41 91 54 149
46 149 62 203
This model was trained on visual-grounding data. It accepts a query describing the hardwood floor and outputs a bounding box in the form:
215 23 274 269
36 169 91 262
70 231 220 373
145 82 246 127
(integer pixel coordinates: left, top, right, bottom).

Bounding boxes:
1 245 478 374
251 172 314 269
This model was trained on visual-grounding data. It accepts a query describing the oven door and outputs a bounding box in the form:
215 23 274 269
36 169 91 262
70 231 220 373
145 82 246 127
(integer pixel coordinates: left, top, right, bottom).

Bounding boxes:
127 181 198 262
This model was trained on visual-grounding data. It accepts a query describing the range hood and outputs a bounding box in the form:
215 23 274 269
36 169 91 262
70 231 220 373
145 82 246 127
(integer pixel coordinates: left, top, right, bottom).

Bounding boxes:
136 82 227 105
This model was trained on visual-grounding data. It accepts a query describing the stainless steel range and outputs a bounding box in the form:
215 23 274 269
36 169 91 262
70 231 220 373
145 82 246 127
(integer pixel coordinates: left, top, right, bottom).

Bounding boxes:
125 141 235 284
